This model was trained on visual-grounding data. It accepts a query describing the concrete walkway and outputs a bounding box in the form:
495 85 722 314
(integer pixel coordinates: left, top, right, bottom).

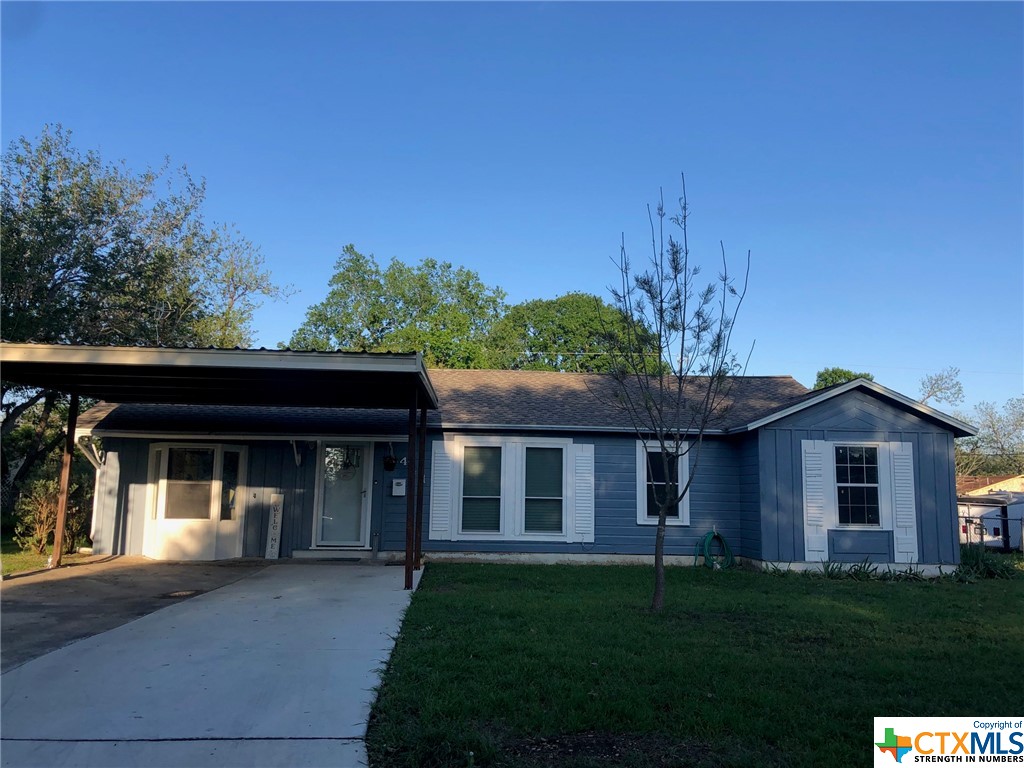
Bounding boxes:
1 563 421 768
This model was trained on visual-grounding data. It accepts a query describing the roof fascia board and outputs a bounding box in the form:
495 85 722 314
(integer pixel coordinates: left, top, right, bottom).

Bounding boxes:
742 378 978 436
0 342 423 374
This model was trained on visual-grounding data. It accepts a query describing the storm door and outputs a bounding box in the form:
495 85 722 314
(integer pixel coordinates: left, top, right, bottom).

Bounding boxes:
315 442 371 547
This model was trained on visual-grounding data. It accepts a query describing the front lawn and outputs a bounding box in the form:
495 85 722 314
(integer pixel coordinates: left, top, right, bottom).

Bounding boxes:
368 562 1023 768
1 538 88 576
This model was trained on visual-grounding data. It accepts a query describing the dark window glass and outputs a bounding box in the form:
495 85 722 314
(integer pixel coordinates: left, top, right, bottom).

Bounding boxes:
645 450 679 518
221 451 241 521
462 447 501 532
835 446 880 526
525 448 563 533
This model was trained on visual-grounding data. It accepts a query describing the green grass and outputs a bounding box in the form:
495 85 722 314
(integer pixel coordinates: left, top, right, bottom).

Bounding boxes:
1 538 88 576
367 562 1024 768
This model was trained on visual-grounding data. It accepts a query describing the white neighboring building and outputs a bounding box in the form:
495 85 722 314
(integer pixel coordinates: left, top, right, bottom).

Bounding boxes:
957 491 1024 550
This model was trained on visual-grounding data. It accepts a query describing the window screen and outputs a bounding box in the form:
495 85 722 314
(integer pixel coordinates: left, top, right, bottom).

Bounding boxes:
462 446 501 532
525 447 563 533
164 447 214 520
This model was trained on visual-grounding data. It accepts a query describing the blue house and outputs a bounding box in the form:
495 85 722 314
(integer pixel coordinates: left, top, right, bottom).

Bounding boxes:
65 356 975 574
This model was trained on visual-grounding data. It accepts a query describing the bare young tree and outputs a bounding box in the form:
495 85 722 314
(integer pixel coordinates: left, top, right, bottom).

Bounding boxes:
607 176 749 611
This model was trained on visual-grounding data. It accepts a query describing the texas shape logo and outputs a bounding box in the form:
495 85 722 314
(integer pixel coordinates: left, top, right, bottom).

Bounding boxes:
876 727 913 763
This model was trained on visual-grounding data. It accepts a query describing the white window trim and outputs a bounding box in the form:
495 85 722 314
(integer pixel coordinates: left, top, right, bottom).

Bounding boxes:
830 442 894 531
452 435 574 543
635 440 691 526
149 442 249 523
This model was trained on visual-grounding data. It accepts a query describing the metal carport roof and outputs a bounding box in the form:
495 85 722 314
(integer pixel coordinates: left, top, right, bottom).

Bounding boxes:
0 342 435 585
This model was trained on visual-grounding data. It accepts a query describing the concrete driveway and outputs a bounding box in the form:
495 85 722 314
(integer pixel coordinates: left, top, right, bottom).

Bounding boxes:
1 563 420 768
1 557 269 673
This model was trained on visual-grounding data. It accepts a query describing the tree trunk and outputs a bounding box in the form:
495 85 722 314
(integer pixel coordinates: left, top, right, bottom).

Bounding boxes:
651 515 667 611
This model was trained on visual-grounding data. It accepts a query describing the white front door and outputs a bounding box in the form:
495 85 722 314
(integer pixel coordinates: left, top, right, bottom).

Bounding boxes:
316 442 371 547
145 444 246 561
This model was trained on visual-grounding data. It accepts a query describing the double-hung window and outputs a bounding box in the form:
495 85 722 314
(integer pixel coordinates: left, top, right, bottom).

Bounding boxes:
461 446 503 533
524 447 564 534
452 438 571 540
636 441 690 526
431 437 594 544
834 445 880 526
634 442 692 528
153 444 246 522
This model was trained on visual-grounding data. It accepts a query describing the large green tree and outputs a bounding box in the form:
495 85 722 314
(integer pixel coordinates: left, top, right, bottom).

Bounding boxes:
483 292 652 373
288 245 506 368
1 125 285 350
813 367 874 389
1 125 286 520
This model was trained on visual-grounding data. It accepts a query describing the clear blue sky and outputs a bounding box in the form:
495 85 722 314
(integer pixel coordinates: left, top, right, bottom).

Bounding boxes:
3 1 1021 413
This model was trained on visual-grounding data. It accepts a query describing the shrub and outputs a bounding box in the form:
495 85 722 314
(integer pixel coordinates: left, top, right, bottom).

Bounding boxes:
13 478 61 554
956 545 1017 580
12 476 87 555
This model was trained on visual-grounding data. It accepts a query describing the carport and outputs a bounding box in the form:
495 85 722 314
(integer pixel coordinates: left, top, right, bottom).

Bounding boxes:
0 342 438 588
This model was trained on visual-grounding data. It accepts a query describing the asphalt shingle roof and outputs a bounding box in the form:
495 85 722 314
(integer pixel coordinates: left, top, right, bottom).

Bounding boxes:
78 369 812 436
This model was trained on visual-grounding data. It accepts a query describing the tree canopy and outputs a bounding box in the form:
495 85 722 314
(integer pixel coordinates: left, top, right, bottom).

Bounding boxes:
813 367 874 389
288 245 506 368
482 292 651 373
956 398 1024 476
918 365 964 407
1 125 287 519
1 125 284 349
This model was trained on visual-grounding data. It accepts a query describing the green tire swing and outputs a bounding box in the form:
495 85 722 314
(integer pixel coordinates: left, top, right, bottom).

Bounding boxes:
695 530 734 569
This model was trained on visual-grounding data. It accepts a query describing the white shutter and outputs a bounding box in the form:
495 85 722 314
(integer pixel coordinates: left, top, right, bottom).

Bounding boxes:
801 440 830 562
429 441 455 541
890 442 918 563
571 443 595 544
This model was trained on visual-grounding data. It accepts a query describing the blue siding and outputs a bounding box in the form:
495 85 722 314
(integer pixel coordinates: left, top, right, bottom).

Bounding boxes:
737 435 761 559
758 390 959 564
402 433 753 557
91 438 148 556
828 530 894 563
379 442 413 552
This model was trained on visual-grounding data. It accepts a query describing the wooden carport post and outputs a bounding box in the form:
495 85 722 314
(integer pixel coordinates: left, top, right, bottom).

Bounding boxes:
49 393 80 569
404 390 418 590
414 404 427 569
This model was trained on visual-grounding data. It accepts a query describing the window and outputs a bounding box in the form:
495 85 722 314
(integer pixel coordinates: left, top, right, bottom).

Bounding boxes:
834 445 880 526
525 447 563 534
636 441 690 526
431 438 593 544
462 446 502 533
164 447 215 519
220 450 241 521
802 439 919 564
156 444 246 522
451 437 572 540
